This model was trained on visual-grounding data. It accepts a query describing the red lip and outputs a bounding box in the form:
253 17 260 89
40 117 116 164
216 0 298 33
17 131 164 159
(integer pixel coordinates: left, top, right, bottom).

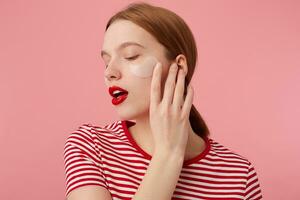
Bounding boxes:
109 86 128 97
109 86 129 105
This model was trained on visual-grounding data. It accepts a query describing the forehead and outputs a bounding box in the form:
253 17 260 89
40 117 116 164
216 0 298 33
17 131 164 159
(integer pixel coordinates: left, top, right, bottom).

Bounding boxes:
102 20 156 50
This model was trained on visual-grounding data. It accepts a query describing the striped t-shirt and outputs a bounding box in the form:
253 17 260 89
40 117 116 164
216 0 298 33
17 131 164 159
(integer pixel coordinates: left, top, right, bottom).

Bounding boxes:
63 120 263 199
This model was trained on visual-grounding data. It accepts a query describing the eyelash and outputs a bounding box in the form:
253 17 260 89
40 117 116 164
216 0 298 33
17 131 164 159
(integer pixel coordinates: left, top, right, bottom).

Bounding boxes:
105 55 139 68
125 55 139 60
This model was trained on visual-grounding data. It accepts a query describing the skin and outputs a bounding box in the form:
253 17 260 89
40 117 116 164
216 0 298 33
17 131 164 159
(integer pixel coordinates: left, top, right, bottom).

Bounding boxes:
101 19 205 160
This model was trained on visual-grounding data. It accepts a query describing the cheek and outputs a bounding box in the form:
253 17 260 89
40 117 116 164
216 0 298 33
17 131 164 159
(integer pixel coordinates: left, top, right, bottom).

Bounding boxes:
128 56 158 78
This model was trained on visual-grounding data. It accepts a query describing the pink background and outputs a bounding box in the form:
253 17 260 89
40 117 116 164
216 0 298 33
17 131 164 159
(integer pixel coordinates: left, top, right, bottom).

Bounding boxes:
1 0 299 199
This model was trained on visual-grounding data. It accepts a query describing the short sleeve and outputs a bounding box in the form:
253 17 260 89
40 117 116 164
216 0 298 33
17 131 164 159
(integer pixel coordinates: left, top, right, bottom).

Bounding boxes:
63 124 108 198
244 162 263 199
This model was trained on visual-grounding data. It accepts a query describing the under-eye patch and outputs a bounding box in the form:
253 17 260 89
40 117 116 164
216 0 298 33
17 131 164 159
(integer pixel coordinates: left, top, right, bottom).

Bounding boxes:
128 56 158 78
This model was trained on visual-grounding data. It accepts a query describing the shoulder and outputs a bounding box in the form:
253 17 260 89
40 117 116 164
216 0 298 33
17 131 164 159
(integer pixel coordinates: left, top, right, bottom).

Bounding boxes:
206 138 261 185
65 120 122 143
207 138 263 198
207 138 253 168
64 121 123 157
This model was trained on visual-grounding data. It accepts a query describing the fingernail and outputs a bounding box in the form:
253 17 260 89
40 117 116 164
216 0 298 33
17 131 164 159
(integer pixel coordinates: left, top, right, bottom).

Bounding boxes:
171 63 178 70
156 62 161 69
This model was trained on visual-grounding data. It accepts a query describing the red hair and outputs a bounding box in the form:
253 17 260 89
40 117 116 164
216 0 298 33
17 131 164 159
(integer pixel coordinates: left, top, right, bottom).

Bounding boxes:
106 2 210 138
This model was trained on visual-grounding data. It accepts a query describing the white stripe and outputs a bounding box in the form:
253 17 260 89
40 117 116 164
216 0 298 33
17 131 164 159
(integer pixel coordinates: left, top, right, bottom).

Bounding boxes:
178 178 245 188
181 169 247 177
177 183 244 193
201 159 249 168
174 187 243 199
179 172 247 182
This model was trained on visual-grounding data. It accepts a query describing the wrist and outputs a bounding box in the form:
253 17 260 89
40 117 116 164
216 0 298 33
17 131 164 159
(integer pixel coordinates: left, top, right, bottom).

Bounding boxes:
153 148 185 162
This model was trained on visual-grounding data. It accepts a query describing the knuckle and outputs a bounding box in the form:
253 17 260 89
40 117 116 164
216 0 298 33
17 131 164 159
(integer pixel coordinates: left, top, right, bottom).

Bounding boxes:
166 81 175 89
161 106 170 116
171 107 180 117
179 112 187 121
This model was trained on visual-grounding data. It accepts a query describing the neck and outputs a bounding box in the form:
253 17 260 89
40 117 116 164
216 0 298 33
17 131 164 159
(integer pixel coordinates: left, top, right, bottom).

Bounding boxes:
128 116 205 158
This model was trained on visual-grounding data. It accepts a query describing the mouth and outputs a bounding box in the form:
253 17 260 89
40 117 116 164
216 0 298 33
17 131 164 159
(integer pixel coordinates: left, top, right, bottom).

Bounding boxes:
109 86 129 105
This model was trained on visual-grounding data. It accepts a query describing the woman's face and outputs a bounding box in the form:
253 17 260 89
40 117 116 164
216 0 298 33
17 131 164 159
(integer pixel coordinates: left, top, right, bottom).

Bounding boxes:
101 19 173 120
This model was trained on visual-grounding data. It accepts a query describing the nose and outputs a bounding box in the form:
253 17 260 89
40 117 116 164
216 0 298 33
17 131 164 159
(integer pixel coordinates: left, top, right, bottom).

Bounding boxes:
104 64 121 82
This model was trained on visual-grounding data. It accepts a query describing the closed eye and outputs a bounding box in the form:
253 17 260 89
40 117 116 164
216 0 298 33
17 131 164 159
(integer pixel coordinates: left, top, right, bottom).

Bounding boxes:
104 55 140 69
125 55 139 60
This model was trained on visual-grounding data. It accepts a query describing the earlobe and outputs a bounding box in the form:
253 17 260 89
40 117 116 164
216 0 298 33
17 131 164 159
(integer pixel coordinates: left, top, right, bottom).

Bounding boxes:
175 55 188 75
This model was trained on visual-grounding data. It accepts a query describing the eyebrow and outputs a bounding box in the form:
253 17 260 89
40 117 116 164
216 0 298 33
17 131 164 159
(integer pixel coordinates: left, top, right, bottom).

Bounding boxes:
101 41 145 58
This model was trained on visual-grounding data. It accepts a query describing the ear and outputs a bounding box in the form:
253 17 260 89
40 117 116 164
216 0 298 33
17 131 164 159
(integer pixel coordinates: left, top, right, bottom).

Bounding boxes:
175 54 188 75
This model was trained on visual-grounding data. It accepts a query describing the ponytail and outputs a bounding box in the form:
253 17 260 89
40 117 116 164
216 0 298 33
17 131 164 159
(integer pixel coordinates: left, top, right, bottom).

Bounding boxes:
189 104 210 138
106 2 211 139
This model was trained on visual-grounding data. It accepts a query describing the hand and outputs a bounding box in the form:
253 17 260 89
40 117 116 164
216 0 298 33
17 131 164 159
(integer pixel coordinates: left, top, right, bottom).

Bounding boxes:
149 61 194 156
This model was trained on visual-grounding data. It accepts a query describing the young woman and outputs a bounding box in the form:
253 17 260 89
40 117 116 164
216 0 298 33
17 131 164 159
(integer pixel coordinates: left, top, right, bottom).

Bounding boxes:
63 2 263 200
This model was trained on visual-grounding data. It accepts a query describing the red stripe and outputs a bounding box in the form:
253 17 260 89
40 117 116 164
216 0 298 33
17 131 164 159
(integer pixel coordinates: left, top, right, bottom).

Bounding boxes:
63 121 263 199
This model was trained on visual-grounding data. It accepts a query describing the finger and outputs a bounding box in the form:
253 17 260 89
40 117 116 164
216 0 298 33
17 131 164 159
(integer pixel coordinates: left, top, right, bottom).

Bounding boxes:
161 63 178 106
173 67 186 110
150 62 162 108
181 83 194 118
